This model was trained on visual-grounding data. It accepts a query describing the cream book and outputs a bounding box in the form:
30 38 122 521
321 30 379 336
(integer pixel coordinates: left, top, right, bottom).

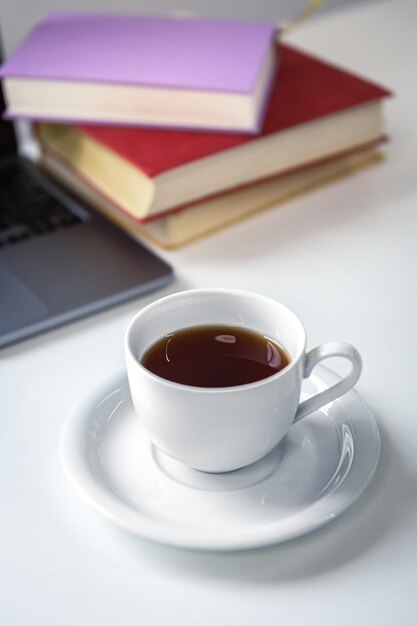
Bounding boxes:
40 149 381 249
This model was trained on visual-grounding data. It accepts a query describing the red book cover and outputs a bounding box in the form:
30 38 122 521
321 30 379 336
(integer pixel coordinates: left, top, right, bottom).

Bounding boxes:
75 44 391 178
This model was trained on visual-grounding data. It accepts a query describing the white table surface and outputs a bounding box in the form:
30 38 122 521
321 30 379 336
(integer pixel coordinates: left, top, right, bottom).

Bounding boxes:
1 1 416 624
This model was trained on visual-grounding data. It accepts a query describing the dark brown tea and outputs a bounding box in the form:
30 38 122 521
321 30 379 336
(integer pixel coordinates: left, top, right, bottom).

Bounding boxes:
141 325 290 388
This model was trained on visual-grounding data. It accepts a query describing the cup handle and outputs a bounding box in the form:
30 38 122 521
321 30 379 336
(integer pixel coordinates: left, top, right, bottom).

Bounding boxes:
293 341 362 424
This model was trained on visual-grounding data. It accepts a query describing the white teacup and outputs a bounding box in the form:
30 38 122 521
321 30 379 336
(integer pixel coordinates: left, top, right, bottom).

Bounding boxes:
125 289 362 473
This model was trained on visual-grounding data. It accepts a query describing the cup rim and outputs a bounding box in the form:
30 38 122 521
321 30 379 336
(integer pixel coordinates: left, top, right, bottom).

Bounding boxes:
125 288 307 393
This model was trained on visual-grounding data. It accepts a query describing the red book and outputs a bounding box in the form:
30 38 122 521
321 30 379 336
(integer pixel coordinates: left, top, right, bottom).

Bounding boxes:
38 44 391 221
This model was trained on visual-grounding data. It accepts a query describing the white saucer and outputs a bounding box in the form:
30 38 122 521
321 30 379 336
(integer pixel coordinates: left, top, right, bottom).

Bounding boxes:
60 365 379 551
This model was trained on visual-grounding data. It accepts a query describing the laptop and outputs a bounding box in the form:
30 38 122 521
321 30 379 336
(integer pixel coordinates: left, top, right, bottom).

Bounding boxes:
0 48 172 350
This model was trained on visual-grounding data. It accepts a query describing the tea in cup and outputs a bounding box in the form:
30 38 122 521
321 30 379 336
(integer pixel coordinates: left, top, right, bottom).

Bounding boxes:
125 289 361 473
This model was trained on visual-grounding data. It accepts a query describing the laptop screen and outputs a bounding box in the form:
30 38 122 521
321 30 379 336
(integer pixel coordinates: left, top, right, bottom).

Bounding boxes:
0 35 18 158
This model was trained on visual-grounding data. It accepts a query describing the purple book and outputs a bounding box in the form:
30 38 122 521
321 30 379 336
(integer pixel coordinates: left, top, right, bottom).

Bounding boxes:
0 12 277 132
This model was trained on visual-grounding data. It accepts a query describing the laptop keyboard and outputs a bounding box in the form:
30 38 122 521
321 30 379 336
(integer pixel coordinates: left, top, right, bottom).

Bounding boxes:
0 162 82 248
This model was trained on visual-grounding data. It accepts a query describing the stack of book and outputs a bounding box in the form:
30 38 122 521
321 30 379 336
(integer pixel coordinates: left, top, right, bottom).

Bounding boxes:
0 12 391 248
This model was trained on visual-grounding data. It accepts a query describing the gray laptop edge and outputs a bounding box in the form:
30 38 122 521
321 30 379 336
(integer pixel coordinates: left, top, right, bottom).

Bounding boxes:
0 40 172 349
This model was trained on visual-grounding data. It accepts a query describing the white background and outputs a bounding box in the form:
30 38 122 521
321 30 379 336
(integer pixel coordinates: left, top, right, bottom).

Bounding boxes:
1 0 416 624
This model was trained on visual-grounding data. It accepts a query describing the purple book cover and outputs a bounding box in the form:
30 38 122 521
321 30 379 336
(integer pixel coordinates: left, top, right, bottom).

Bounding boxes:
0 12 275 93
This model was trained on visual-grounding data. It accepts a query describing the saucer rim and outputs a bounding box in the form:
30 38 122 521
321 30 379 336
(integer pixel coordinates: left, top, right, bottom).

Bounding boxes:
60 366 380 551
